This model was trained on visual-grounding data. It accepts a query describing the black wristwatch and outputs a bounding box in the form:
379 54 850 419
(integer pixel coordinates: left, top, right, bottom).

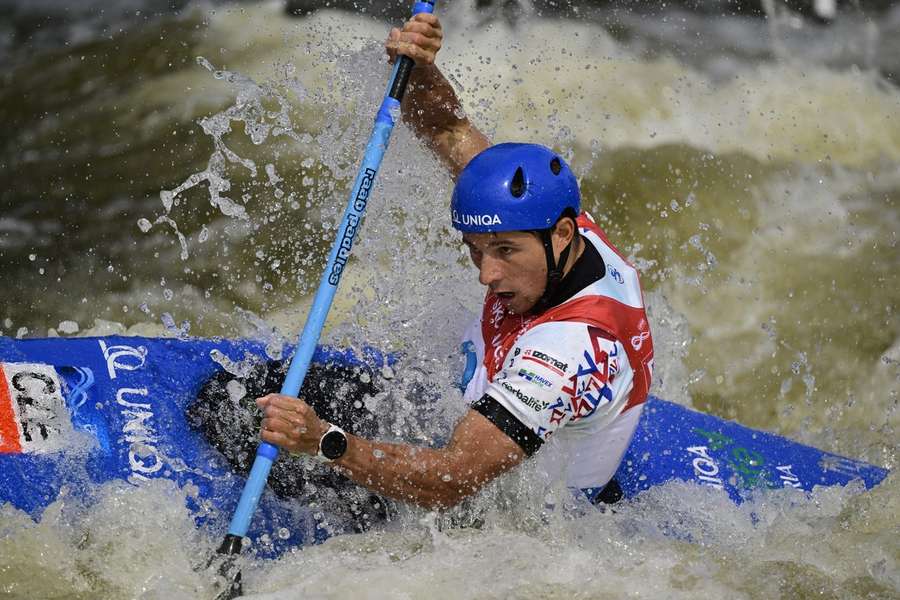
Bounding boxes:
317 424 348 461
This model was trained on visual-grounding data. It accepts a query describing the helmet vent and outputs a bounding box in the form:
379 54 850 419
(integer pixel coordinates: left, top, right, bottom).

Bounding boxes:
510 167 525 198
550 157 562 175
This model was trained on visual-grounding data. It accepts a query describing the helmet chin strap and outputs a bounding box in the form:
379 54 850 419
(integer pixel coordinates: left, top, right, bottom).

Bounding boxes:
531 226 574 315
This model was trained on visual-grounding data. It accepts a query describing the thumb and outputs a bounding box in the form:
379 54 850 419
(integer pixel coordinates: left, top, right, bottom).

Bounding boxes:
386 27 400 44
385 28 400 63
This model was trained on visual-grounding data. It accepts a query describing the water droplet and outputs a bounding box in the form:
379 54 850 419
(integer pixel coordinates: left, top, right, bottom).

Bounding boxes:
57 320 79 335
161 313 177 330
196 56 214 71
373 449 385 459
441 474 453 482
159 190 174 212
137 218 152 233
28 254 36 261
226 380 247 403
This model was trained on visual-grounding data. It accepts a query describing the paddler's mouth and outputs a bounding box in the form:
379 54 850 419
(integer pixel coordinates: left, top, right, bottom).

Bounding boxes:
496 291 515 305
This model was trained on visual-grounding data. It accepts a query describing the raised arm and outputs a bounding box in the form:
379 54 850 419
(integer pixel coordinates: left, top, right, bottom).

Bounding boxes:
385 13 490 178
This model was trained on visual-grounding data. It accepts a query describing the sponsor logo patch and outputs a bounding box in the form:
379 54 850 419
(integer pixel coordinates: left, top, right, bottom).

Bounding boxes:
608 266 624 284
329 167 376 286
631 330 650 351
452 210 502 228
0 363 74 454
556 327 617 422
500 381 549 412
522 349 568 376
517 368 553 389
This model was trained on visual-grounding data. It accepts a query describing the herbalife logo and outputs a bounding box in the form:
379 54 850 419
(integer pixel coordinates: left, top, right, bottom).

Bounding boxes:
501 381 549 412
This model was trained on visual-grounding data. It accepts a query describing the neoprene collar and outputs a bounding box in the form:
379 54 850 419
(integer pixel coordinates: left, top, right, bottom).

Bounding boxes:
531 233 606 314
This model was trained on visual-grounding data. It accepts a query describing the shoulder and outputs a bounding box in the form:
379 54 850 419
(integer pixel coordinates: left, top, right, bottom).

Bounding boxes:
515 320 619 354
513 321 585 358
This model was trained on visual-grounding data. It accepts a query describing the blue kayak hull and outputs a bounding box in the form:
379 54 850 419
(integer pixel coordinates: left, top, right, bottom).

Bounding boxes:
0 336 888 556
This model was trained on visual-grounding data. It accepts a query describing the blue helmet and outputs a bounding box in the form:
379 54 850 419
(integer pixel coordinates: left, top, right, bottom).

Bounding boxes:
450 143 580 234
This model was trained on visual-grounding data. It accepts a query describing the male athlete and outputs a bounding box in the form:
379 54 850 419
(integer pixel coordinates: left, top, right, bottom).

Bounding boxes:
254 13 654 509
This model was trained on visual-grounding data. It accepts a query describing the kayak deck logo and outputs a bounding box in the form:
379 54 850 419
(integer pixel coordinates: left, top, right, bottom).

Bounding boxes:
0 363 75 454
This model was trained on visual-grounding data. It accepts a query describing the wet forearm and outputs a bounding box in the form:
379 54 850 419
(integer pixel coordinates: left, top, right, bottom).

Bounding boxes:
333 434 487 509
402 64 490 178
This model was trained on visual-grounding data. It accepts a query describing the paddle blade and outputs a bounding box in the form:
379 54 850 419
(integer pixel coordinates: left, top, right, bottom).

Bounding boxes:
208 534 243 600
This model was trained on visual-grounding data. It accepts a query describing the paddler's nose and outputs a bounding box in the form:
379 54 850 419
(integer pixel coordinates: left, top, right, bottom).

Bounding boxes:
478 253 504 288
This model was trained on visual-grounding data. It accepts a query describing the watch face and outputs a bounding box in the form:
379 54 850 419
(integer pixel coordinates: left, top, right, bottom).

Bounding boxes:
320 429 348 460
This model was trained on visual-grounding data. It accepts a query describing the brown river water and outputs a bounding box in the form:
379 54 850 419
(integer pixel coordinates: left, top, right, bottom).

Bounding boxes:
0 1 897 597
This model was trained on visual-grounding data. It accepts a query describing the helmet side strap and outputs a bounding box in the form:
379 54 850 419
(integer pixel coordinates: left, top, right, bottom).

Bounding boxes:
534 222 573 314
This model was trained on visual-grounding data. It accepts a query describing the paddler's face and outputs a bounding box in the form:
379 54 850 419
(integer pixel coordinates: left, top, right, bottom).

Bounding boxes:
462 230 548 315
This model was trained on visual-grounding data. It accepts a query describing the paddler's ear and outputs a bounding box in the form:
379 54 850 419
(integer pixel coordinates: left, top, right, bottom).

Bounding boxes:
550 214 577 251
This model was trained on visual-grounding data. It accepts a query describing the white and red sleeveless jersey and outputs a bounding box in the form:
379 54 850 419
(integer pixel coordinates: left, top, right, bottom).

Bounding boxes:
460 213 654 498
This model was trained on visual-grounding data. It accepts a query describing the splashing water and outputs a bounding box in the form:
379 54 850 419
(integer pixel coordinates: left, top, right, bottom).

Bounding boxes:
1 0 898 598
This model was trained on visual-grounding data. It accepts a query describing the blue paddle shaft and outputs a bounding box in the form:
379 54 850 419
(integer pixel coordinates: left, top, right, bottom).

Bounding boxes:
226 0 436 541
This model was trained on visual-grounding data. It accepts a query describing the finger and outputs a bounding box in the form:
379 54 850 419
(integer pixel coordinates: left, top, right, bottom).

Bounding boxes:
386 34 437 65
402 19 443 41
385 28 400 48
397 29 442 51
385 27 399 49
260 427 293 448
410 12 440 27
260 394 309 414
392 40 439 65
385 28 401 63
260 414 303 436
260 406 304 430
256 393 298 408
